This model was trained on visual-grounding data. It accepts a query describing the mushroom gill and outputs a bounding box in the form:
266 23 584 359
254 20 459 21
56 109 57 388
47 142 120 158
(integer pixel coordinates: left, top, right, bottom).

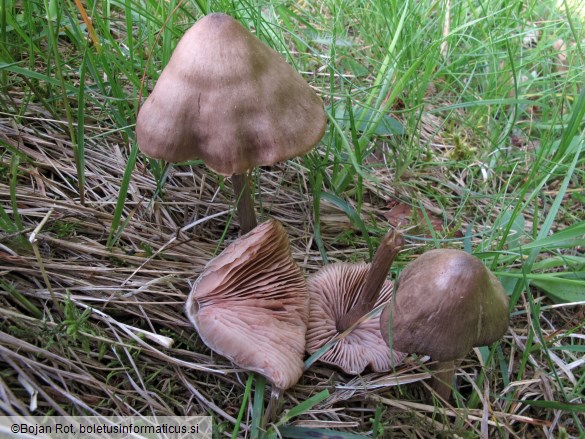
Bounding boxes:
185 219 308 390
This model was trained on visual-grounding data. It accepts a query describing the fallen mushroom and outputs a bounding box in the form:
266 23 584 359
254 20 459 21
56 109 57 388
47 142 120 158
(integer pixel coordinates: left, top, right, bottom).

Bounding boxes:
185 219 308 390
380 249 509 400
306 231 406 374
137 13 326 234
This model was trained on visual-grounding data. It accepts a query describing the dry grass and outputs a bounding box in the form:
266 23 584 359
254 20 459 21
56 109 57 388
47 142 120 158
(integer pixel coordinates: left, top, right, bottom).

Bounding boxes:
1 105 583 438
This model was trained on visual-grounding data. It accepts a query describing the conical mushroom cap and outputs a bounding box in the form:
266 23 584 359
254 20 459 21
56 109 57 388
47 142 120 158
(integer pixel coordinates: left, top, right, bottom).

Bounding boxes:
137 13 326 175
306 263 406 375
185 220 308 390
380 249 509 362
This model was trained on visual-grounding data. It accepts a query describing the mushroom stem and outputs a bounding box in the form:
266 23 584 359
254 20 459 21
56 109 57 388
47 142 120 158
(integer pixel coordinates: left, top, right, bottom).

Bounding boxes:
262 387 282 428
337 231 403 332
429 360 455 401
232 172 257 235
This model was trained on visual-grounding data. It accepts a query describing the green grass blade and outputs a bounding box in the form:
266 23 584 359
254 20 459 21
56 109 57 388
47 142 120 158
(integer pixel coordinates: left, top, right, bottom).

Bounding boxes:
275 389 329 426
107 143 138 249
0 280 43 319
510 145 583 307
277 426 368 439
250 374 265 439
75 52 87 205
231 373 254 439
9 153 23 231
319 191 372 257
520 399 585 412
530 276 585 303
553 85 585 161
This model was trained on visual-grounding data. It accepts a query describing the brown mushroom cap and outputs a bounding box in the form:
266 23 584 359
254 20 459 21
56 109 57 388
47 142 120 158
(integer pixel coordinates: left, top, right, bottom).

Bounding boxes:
306 263 407 375
185 219 309 390
136 13 326 175
380 249 509 362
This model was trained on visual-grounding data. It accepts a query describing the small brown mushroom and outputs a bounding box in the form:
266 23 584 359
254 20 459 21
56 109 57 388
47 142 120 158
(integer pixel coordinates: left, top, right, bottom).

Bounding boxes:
380 249 509 400
306 231 406 374
137 13 326 233
185 219 308 390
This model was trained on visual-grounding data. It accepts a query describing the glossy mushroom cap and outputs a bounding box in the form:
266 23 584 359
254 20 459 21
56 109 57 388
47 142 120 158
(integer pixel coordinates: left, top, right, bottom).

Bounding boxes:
185 220 309 390
137 13 326 175
380 249 509 361
306 263 406 375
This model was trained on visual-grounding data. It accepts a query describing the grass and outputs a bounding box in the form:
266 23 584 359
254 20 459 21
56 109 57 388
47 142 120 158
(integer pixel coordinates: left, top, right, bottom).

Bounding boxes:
1 0 584 437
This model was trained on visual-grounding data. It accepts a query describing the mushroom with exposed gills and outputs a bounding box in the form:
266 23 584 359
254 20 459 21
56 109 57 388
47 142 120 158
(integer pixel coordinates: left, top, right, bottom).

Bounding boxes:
380 249 509 400
306 231 406 374
185 219 309 391
136 13 327 234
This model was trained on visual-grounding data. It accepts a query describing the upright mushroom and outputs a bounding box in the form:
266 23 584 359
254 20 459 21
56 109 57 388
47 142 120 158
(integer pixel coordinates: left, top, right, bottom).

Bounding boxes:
380 249 509 400
185 219 309 390
137 13 326 234
306 231 406 374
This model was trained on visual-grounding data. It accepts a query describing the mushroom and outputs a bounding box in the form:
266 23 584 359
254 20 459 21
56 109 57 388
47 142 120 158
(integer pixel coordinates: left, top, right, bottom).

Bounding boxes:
136 13 327 234
185 219 308 390
306 231 406 374
380 249 509 400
